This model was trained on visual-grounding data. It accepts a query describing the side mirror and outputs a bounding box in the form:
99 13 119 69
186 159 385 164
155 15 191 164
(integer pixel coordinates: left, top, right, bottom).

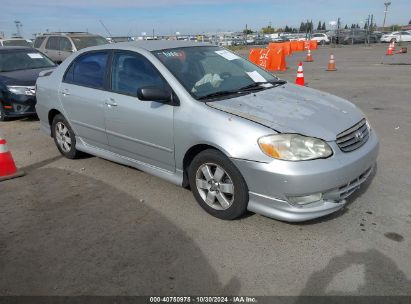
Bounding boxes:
137 86 172 104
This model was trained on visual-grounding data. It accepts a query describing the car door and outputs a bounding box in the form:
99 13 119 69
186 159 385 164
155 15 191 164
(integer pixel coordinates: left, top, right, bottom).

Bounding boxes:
400 32 411 42
58 51 109 149
104 51 175 172
43 37 59 62
58 37 74 62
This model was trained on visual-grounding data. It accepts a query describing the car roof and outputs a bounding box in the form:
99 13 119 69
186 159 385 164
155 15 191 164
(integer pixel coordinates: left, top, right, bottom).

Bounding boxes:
36 32 102 38
0 46 36 52
89 40 212 52
0 38 28 41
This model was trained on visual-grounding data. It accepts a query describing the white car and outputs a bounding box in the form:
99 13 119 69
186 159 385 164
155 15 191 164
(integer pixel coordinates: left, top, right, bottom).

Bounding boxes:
380 31 411 43
311 33 330 45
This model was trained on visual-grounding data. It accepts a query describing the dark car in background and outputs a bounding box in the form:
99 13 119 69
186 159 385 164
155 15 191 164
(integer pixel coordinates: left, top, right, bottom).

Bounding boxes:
0 47 56 121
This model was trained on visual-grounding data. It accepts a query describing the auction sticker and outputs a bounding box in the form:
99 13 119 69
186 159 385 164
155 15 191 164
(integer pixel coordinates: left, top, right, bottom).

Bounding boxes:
27 53 44 59
215 50 240 61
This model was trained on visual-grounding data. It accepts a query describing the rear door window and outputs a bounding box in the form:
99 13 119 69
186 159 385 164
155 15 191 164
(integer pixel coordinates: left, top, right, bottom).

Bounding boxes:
63 51 108 89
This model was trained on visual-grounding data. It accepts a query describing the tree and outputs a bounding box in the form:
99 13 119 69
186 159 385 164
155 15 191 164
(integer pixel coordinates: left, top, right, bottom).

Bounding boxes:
243 28 253 35
322 22 326 30
261 25 275 34
317 21 322 31
344 24 348 29
409 19 411 25
299 22 306 32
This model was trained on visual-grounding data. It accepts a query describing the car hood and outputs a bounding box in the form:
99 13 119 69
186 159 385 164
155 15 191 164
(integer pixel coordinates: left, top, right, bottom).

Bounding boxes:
206 83 364 141
0 67 55 86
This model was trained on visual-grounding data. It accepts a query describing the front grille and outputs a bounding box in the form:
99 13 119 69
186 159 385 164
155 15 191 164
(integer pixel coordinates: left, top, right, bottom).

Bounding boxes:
322 166 374 201
338 167 373 199
336 119 369 152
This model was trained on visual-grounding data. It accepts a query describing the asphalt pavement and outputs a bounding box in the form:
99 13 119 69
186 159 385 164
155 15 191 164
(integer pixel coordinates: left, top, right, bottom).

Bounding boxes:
0 43 410 296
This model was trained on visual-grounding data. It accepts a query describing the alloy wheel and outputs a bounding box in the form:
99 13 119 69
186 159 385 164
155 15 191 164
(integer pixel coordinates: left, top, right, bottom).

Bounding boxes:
55 122 72 153
195 163 235 210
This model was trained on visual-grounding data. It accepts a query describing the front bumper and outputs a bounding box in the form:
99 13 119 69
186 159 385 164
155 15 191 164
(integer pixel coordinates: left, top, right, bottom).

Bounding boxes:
1 95 37 118
232 130 379 222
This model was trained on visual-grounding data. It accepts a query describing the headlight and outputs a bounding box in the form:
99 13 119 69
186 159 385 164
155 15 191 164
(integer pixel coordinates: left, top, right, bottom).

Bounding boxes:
258 134 333 161
7 86 36 96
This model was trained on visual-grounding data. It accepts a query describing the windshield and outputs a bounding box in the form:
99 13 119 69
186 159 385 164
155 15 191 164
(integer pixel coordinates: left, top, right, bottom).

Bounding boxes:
0 50 55 72
2 39 32 47
153 46 278 100
71 36 108 50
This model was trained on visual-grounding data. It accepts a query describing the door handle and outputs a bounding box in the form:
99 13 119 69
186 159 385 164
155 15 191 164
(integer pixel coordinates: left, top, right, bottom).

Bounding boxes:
105 98 118 108
60 89 70 96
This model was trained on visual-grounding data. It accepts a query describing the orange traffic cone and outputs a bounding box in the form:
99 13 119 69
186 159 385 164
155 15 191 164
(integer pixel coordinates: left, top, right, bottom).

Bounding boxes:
0 136 24 182
295 62 305 86
304 49 313 62
386 43 393 56
326 54 337 71
391 40 396 51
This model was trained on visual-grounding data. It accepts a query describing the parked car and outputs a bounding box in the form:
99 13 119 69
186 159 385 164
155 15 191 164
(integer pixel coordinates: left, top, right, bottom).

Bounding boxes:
380 31 411 43
311 33 330 45
35 41 379 222
34 32 108 63
0 38 33 47
341 32 378 44
271 36 290 42
0 47 56 121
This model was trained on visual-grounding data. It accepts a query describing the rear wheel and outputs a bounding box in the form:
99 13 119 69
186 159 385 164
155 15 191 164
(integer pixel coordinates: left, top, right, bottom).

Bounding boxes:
188 149 249 220
51 114 82 159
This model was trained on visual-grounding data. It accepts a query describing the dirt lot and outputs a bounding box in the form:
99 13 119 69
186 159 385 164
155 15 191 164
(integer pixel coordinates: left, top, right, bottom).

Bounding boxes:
1 43 410 296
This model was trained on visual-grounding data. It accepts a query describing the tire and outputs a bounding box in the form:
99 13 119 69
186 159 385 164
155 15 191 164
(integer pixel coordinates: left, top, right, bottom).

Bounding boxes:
0 103 7 122
51 114 81 159
390 38 397 43
320 40 326 46
188 149 249 220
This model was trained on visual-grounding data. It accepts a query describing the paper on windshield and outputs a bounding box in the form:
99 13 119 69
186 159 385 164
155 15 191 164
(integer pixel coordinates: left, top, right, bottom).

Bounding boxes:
246 71 267 83
27 53 44 59
215 50 240 61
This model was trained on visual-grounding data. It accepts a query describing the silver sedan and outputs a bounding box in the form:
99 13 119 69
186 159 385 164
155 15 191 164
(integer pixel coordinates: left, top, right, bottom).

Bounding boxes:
35 41 379 222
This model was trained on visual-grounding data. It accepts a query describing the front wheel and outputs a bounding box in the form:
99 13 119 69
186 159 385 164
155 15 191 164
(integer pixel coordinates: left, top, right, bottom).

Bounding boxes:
51 114 82 159
188 149 249 220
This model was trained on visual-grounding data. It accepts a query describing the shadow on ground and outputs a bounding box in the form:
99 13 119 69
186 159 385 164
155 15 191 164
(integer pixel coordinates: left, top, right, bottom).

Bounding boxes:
0 168 240 295
297 249 411 297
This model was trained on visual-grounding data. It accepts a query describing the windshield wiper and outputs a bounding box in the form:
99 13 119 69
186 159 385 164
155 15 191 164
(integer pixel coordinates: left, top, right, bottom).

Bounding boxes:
197 90 245 100
197 80 287 101
238 80 287 92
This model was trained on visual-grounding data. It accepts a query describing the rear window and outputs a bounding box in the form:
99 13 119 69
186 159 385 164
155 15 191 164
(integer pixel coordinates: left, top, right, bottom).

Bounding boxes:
71 36 108 50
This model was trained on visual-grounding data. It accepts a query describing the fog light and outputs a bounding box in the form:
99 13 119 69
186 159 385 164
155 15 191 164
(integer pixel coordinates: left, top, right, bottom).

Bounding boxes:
288 193 323 206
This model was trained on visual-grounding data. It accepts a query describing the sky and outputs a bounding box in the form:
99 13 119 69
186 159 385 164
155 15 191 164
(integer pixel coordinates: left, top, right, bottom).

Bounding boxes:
1 0 410 38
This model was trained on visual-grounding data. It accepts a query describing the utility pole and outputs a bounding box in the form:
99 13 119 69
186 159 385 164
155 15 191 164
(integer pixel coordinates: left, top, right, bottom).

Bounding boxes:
382 1 391 29
14 20 22 37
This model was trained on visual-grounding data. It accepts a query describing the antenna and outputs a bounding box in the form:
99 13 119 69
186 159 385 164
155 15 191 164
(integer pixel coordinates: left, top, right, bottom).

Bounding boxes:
99 19 115 42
